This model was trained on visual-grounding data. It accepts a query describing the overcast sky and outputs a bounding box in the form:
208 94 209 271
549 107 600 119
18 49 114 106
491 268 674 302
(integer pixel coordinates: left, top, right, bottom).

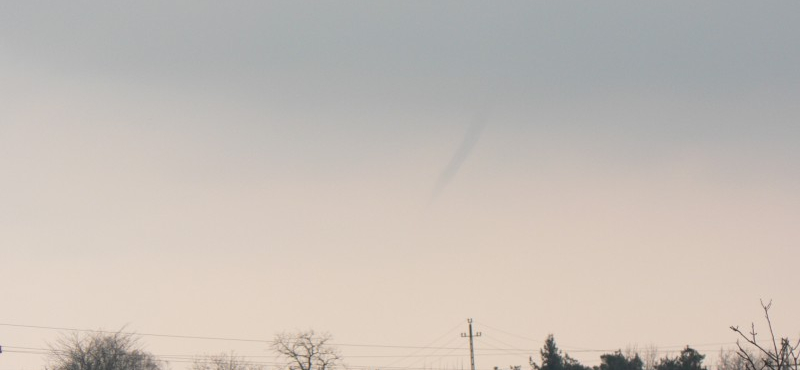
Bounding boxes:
2 2 799 370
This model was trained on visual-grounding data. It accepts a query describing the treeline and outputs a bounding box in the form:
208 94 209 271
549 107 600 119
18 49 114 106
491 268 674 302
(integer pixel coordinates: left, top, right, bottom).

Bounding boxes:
506 334 710 370
45 330 336 370
499 302 798 370
40 302 798 370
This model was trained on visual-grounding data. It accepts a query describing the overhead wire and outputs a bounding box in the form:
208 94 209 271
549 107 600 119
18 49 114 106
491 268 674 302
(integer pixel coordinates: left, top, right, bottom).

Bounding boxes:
0 323 464 350
471 320 747 353
1 345 480 367
479 334 529 354
471 322 540 343
0 347 494 370
381 321 467 368
0 321 746 354
393 336 465 370
0 326 473 370
476 339 526 368
0 320 764 370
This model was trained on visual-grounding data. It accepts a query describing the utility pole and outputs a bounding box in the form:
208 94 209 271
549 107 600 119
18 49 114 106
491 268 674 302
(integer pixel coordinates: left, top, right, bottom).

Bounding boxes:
461 318 481 370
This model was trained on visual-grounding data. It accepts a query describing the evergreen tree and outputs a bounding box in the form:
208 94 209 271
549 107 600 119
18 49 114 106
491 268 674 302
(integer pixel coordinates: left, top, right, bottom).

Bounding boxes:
565 353 592 370
655 347 706 370
600 351 644 370
531 335 591 370
532 335 564 370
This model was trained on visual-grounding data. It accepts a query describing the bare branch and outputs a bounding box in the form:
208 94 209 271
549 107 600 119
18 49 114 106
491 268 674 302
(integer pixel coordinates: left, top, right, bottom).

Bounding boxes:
273 330 341 370
46 330 162 370
192 352 264 370
731 301 799 370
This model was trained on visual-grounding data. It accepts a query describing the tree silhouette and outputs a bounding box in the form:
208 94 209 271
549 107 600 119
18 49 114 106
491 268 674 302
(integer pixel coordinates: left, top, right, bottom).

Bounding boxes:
655 347 706 370
600 351 644 370
46 331 162 370
731 300 800 370
192 353 264 370
531 335 590 370
273 330 341 370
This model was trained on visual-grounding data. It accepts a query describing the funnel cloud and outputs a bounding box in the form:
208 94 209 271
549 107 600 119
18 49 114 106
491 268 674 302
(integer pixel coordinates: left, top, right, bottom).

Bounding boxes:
430 114 488 203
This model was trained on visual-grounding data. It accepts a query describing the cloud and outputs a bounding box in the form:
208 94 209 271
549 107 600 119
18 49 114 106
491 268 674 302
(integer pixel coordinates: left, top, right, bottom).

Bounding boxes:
429 113 488 203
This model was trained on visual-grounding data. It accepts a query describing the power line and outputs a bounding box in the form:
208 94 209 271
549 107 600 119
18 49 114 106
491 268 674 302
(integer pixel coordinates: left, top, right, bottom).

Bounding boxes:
0 323 269 344
471 320 746 352
0 345 491 360
0 348 502 370
0 319 762 370
479 335 528 358
0 322 747 352
382 321 466 368
393 335 465 369
0 323 465 350
471 322 540 343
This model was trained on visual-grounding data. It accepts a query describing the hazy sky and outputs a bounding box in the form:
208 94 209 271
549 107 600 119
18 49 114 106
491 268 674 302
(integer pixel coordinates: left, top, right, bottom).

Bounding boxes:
2 2 799 370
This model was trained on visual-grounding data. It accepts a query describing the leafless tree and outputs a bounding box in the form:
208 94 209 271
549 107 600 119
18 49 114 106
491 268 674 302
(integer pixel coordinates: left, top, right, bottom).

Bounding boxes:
730 300 800 370
624 345 640 363
639 344 660 370
718 348 758 370
272 330 341 370
47 331 163 370
191 353 265 370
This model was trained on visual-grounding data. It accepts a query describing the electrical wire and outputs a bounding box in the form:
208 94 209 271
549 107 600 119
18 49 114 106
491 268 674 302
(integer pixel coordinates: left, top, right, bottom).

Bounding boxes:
0 323 464 350
382 321 467 368
0 320 761 370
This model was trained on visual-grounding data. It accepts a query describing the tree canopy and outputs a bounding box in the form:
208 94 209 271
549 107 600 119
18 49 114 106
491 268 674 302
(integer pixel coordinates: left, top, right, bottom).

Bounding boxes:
654 347 706 370
530 335 591 370
600 351 644 370
272 330 341 370
47 331 162 370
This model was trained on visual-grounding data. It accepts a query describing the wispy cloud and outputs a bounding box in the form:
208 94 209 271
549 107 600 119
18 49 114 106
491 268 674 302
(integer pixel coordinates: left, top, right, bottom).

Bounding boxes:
429 113 488 203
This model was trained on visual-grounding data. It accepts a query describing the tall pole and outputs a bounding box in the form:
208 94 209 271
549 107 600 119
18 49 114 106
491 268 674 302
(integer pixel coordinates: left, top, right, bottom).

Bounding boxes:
461 318 481 370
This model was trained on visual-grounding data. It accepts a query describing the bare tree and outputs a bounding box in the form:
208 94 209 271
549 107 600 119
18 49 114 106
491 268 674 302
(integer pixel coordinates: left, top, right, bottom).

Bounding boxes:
624 345 640 363
640 344 660 370
272 331 341 370
47 331 163 370
192 353 264 370
718 348 757 370
730 300 800 370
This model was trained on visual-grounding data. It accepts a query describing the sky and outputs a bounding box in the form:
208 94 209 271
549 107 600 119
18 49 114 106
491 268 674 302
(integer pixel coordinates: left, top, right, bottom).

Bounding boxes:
2 2 800 370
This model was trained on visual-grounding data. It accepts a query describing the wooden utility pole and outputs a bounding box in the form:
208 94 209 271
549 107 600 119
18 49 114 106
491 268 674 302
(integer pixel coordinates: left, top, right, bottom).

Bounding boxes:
461 318 481 370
